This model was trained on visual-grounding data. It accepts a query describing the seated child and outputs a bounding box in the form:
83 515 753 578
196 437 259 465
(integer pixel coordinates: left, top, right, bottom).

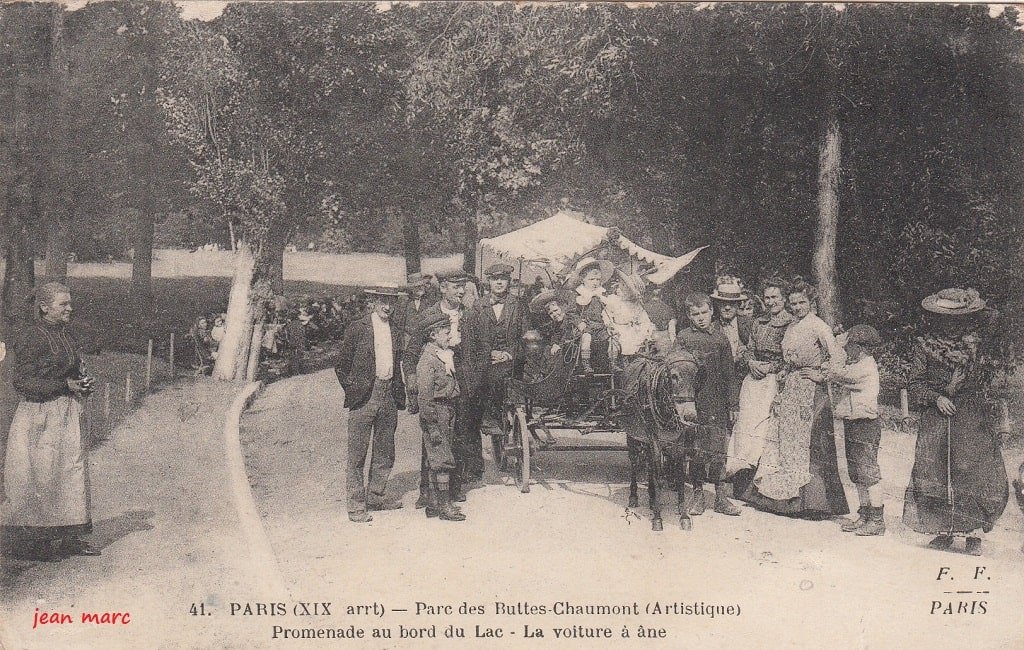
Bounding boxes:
602 271 656 365
827 324 884 536
572 257 614 373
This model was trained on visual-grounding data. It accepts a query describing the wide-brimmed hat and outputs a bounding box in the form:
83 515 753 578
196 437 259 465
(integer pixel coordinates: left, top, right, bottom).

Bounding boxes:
485 263 515 279
570 257 615 285
529 289 573 314
363 287 406 301
921 288 986 315
710 281 747 302
613 270 647 302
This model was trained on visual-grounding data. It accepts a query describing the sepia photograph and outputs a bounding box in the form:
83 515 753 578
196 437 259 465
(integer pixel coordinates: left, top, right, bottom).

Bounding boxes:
0 1 1022 648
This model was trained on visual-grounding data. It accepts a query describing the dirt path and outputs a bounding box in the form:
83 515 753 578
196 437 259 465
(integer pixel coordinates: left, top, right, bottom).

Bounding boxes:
0 379 265 650
240 371 1024 649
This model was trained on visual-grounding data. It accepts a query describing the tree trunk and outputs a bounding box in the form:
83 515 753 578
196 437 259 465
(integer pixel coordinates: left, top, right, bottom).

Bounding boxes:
813 100 842 328
462 213 478 274
212 239 273 381
43 4 70 284
2 179 38 332
130 206 155 307
264 218 289 295
402 209 422 275
43 216 70 282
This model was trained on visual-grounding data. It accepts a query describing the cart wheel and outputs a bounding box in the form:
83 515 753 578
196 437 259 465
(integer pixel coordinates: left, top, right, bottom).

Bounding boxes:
513 406 531 493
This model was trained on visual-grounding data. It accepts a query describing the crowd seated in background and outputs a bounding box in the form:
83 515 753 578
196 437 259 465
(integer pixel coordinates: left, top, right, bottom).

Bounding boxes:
186 295 370 380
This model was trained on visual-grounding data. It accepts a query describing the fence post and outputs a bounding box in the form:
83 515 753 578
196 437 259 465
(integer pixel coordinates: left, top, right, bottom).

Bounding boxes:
900 388 910 419
104 382 112 438
146 339 154 391
169 332 175 378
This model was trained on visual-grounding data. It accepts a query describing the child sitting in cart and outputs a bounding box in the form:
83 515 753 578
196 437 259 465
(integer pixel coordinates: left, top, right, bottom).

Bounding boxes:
570 257 615 373
602 271 656 367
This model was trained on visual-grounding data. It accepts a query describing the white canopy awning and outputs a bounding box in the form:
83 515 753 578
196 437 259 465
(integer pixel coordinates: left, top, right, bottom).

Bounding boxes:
478 210 705 284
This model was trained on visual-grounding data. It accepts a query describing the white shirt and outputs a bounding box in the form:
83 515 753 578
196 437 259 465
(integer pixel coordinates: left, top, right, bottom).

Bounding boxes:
492 302 504 321
721 318 742 358
370 312 394 380
832 355 879 420
439 302 462 347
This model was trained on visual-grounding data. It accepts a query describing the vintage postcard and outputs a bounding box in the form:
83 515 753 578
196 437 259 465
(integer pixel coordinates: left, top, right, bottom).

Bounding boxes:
1 1 1022 648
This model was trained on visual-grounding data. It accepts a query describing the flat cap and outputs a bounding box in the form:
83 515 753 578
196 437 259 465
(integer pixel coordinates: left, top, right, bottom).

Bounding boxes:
436 269 471 284
485 263 515 278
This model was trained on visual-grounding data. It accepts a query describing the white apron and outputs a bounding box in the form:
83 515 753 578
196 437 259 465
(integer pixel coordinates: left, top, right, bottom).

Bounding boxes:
2 396 90 527
725 373 778 477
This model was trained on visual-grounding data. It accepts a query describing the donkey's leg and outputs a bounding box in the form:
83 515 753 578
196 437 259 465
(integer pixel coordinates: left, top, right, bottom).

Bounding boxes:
679 456 693 531
649 444 663 531
627 437 640 509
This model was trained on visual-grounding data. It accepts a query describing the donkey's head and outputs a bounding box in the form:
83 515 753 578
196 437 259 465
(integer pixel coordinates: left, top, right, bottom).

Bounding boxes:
662 349 700 425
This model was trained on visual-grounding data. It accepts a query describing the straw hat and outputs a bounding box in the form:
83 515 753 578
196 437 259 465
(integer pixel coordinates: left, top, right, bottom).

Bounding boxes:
921 288 986 315
570 257 615 285
529 289 573 315
710 281 747 302
614 271 647 302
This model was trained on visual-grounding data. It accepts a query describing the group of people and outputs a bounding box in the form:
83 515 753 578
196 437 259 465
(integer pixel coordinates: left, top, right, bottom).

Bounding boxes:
0 265 1012 561
338 258 1012 556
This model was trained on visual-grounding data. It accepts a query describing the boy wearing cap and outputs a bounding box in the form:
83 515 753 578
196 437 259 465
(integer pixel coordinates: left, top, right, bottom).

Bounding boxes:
405 270 473 505
828 324 884 535
335 288 407 523
416 314 466 521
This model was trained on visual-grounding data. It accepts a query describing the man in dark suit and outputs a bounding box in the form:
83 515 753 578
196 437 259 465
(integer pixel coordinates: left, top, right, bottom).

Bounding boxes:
711 280 753 411
335 288 407 523
404 270 473 505
397 272 436 350
464 263 525 478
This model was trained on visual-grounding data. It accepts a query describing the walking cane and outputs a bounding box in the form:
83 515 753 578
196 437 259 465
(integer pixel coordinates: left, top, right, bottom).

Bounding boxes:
946 416 954 535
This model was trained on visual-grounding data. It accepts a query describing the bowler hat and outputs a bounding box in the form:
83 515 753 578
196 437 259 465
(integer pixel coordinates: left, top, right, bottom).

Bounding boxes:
921 288 986 315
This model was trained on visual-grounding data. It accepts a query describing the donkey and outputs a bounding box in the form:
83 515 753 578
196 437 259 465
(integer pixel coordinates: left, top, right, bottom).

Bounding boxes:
613 349 703 531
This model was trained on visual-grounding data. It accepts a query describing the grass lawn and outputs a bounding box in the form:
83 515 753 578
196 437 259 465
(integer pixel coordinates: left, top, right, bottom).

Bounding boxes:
66 276 358 362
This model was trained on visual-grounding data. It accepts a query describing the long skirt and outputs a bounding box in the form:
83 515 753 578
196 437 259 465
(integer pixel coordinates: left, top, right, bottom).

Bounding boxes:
726 372 778 477
903 395 1007 535
2 396 92 542
744 382 848 516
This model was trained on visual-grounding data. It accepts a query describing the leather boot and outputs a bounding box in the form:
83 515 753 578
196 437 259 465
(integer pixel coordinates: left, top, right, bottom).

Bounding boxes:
855 506 885 536
688 485 707 516
713 485 741 516
451 464 467 503
425 474 440 518
841 506 869 532
437 484 466 522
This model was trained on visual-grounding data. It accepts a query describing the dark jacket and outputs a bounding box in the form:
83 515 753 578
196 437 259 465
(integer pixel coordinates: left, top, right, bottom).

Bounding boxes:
12 321 82 402
334 314 406 411
714 315 752 406
465 292 525 381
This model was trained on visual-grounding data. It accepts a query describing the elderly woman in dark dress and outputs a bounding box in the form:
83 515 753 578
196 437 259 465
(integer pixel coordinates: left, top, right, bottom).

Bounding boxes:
2 282 99 561
903 288 1009 556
